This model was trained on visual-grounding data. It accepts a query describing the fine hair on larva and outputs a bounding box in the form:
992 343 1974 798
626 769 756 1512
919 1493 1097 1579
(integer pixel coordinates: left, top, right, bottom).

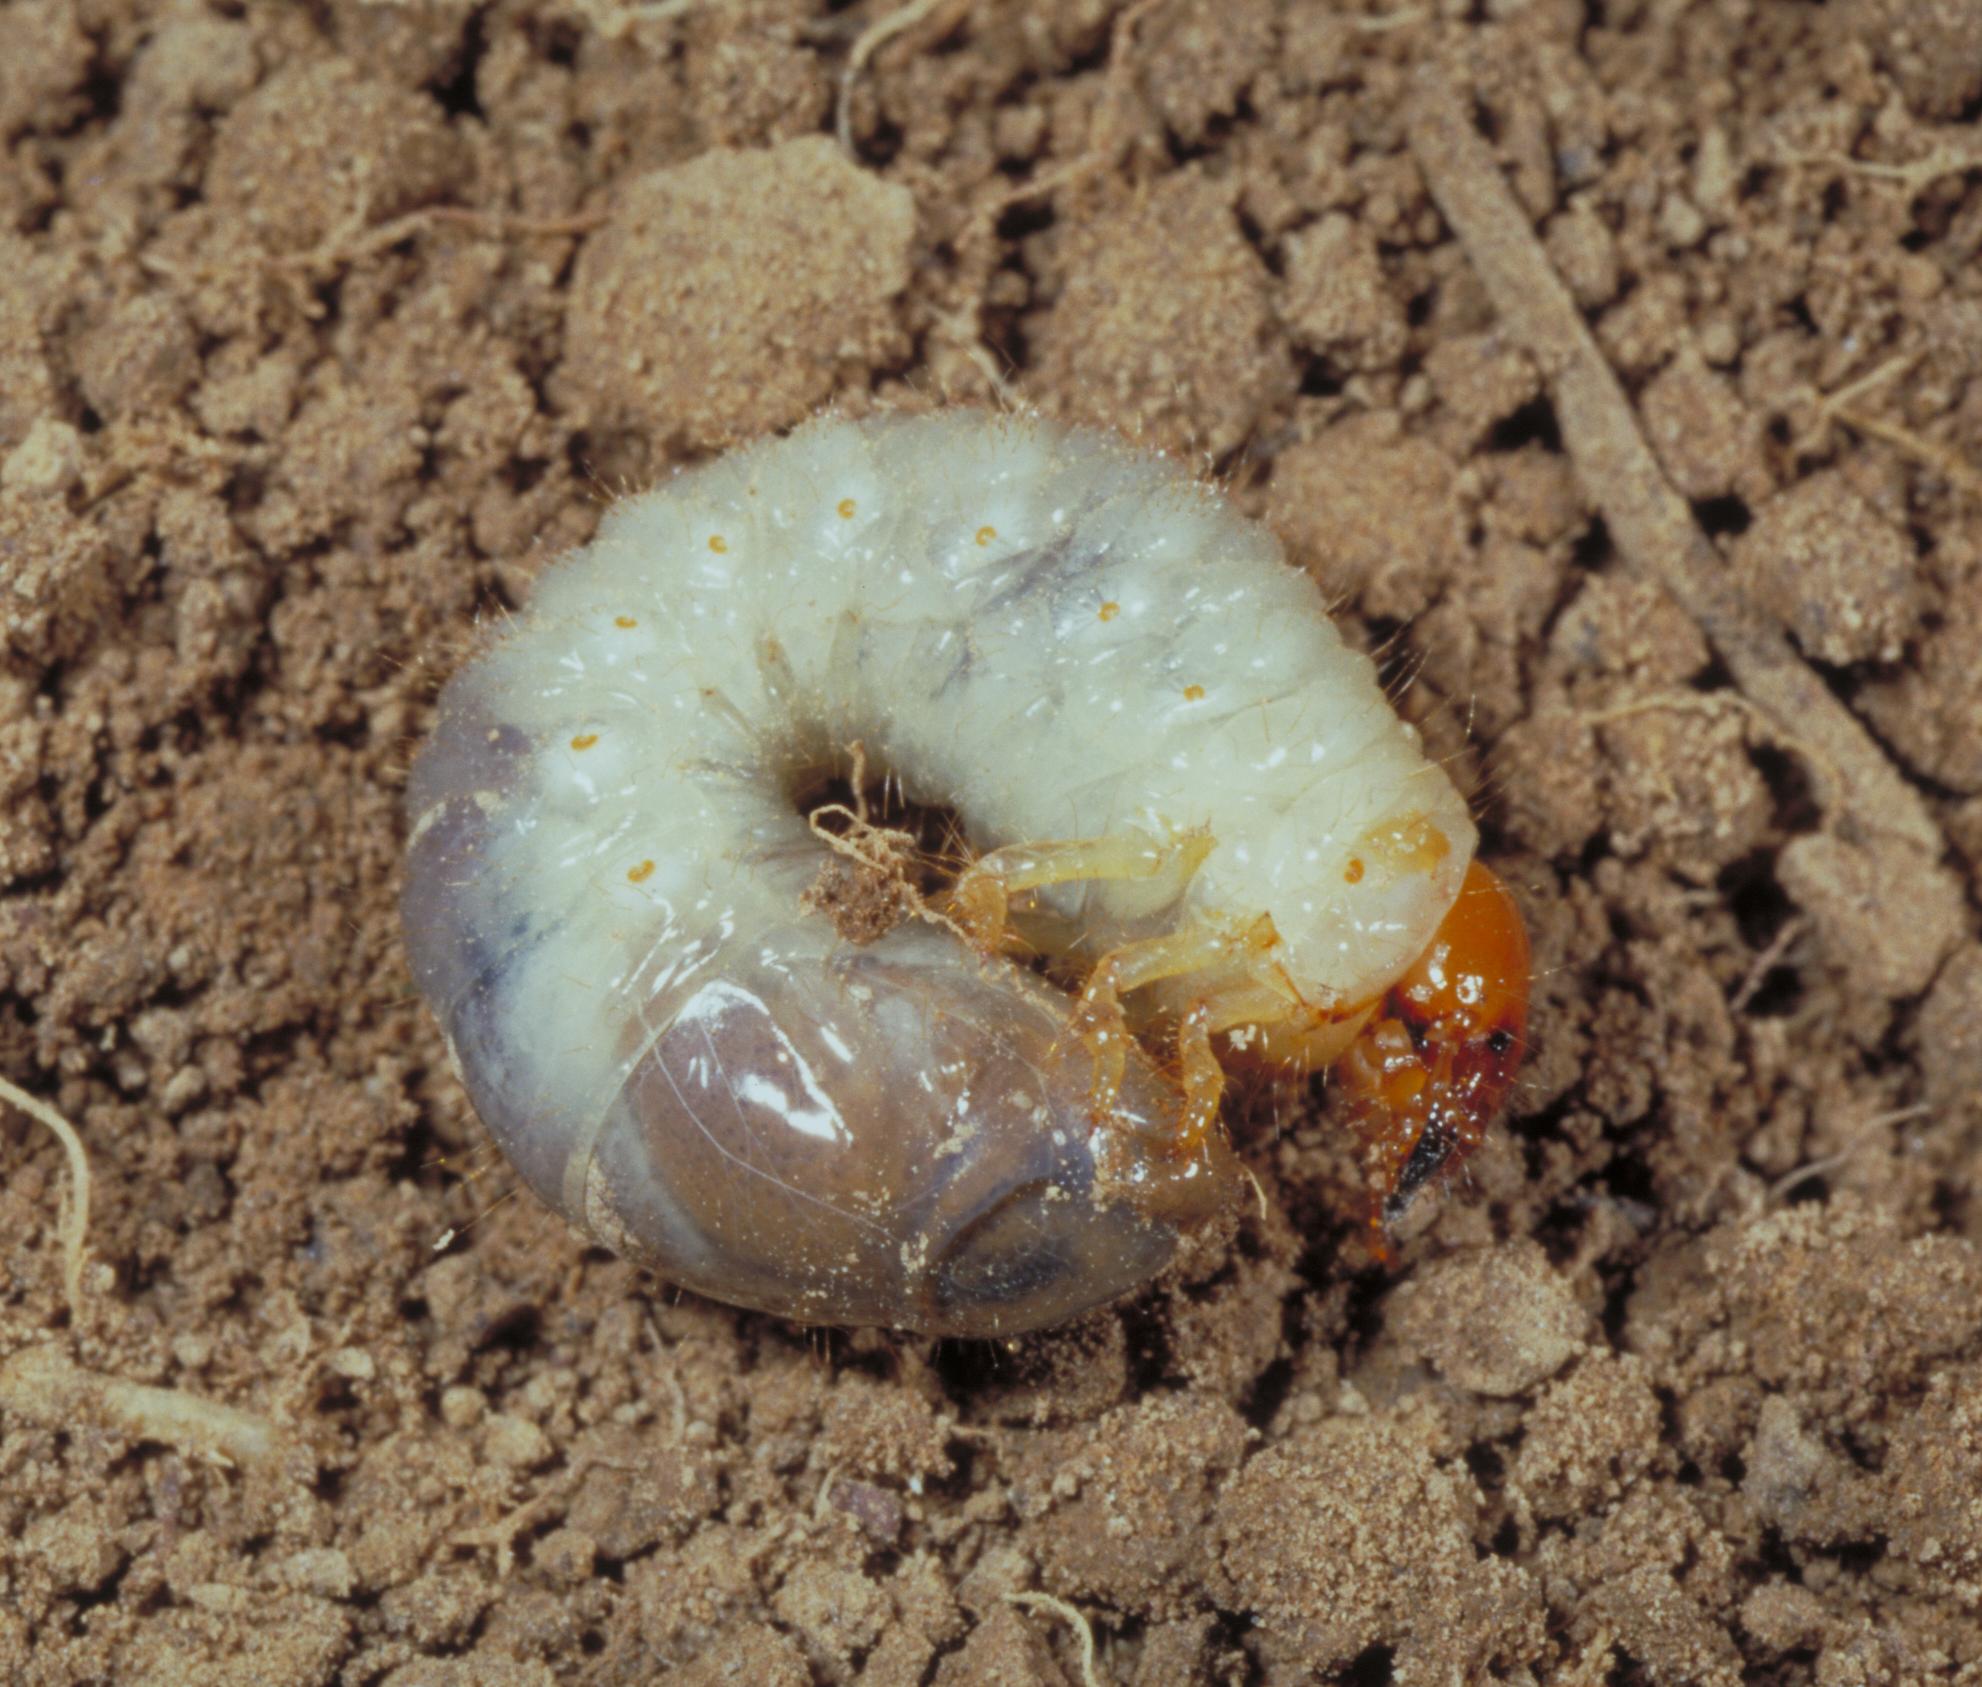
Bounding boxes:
402 409 1479 1336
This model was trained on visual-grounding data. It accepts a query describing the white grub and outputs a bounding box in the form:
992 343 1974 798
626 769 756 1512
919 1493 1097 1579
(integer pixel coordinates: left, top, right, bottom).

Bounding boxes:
402 411 1474 1336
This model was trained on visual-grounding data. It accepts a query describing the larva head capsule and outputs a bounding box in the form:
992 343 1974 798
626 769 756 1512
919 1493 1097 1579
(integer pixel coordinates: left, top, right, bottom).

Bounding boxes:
1331 861 1533 1237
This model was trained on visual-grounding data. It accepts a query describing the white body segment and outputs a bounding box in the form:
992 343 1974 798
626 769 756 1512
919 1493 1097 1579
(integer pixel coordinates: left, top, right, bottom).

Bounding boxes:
402 411 1475 1334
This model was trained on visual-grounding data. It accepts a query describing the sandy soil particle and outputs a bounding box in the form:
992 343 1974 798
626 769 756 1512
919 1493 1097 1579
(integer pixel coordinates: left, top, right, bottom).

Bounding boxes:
1861 549 1982 792
1279 214 1409 373
1837 0 1982 118
1212 1413 1545 1683
1380 1241 1586 1397
1778 829 1967 999
1025 169 1295 458
1265 413 1464 622
558 137 916 460
1009 1393 1249 1617
207 59 469 255
2 2 1980 1684
1735 470 1921 665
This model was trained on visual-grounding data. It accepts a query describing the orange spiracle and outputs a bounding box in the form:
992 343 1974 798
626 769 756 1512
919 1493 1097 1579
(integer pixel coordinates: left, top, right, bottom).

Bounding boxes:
1331 860 1532 1251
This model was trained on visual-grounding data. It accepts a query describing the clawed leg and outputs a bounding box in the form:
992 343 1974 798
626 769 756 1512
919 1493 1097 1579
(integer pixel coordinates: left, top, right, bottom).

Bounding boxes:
1068 917 1300 1150
947 830 1213 955
1068 922 1241 1117
1172 986 1298 1164
949 828 1344 1166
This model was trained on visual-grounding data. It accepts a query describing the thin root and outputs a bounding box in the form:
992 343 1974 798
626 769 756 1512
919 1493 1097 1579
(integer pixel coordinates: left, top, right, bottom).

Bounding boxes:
646 1314 692 1444
967 0 1163 230
805 802 976 952
1728 915 1807 1016
276 205 606 285
837 0 956 156
609 0 714 29
141 203 604 321
1773 145 1982 191
452 1481 575 1578
1579 689 1846 799
1241 1163 1270 1223
1353 6 1431 30
1005 1590 1105 1687
1832 407 1982 501
813 1460 847 1522
1792 349 1918 456
1765 1105 1933 1205
0 1073 92 1314
0 1345 282 1471
906 0 1160 398
1792 346 1982 499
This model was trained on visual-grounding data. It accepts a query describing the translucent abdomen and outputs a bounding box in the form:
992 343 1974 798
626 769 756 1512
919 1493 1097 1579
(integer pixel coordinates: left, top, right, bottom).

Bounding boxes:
401 697 1233 1337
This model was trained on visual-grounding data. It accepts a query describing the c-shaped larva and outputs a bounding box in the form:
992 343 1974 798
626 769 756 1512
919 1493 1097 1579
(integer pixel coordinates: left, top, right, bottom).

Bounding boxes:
402 411 1530 1337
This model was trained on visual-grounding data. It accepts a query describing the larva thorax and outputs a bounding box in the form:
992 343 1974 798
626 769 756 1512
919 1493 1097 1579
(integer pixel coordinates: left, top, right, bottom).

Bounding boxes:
402 411 1523 1335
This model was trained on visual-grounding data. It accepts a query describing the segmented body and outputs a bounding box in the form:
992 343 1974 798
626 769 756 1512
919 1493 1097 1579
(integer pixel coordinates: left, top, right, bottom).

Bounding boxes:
401 411 1515 1336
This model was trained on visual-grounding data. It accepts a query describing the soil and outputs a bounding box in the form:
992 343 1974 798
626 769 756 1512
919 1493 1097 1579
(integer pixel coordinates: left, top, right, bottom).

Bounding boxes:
3 2 1981 1684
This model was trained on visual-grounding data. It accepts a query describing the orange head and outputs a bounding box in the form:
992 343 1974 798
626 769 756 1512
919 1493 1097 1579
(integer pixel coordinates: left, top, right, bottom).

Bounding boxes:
1332 860 1532 1239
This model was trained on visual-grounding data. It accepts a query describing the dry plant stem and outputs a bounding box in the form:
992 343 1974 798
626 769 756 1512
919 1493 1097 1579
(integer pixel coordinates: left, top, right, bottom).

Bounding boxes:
0 1345 281 1471
1004 1590 1105 1687
0 1073 91 1312
1407 70 1944 857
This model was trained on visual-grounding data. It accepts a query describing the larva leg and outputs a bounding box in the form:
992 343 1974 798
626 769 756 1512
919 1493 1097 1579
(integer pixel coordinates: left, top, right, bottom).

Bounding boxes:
1172 998 1253 1165
1174 1002 1222 1147
1069 917 1285 1116
1162 933 1344 1162
948 830 1213 953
